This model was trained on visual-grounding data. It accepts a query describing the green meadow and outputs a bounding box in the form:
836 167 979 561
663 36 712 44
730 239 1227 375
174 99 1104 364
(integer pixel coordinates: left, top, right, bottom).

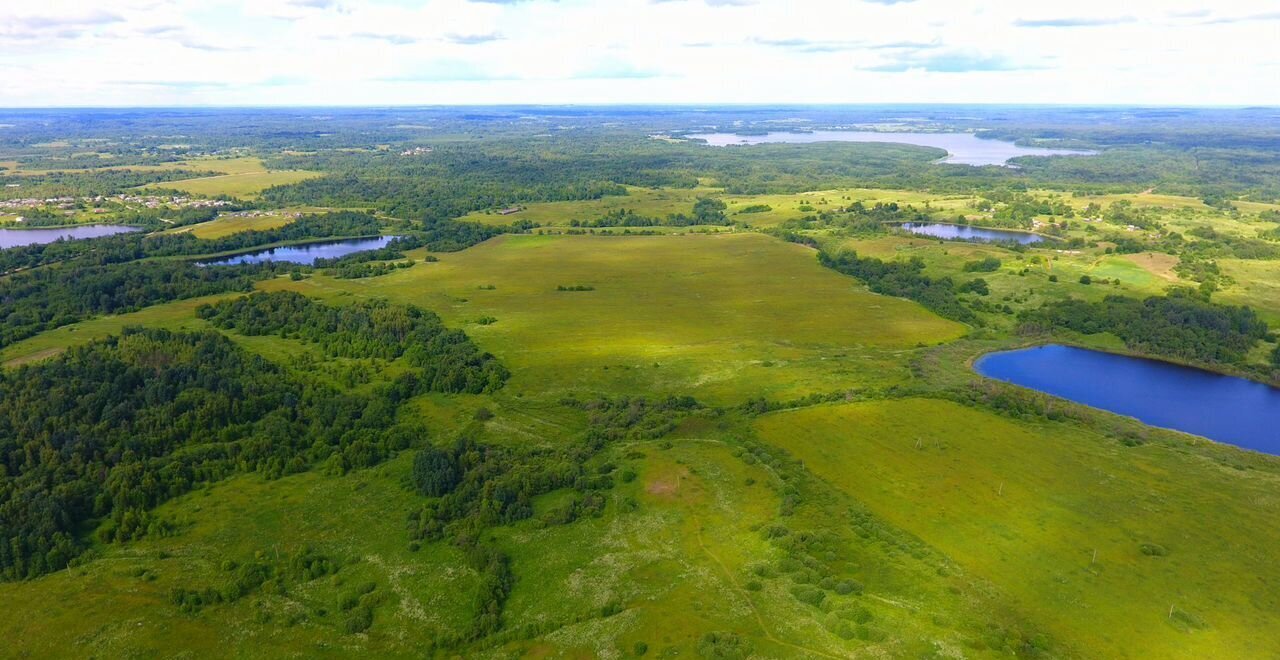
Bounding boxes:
756 398 1280 659
462 186 976 229
145 170 323 199
5 103 1280 658
263 233 965 404
177 213 298 239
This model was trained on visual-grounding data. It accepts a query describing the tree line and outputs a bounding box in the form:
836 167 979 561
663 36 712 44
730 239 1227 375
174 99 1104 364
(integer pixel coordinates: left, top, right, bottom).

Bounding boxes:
1019 289 1269 366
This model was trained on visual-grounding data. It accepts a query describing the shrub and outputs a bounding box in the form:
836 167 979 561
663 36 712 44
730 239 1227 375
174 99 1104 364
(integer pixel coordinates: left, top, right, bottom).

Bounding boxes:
1140 543 1168 557
963 257 1002 272
412 446 460 497
791 585 826 607
343 606 373 634
698 631 750 659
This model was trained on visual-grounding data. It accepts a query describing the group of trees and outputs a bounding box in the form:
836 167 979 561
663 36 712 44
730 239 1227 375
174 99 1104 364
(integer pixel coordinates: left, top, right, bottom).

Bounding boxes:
0 260 270 349
0 168 217 200
1019 289 1269 366
0 328 420 579
817 249 979 324
405 396 699 643
568 197 729 229
1 289 511 581
198 291 509 395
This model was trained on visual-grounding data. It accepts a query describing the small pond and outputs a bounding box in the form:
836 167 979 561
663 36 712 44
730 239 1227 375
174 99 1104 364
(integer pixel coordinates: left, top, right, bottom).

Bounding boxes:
0 224 140 249
898 222 1045 244
199 236 398 266
974 344 1280 455
684 131 1095 166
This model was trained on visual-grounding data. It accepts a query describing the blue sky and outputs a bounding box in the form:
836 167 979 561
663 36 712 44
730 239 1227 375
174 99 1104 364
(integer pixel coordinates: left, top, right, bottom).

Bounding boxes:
2 0 1278 106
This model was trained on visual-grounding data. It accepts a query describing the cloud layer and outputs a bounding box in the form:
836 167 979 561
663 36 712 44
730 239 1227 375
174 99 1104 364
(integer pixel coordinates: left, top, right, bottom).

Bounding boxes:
1 0 1277 105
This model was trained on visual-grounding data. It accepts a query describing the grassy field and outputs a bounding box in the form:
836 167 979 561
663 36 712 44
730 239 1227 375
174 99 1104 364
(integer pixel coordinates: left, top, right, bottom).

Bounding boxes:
174 213 298 239
461 186 977 229
1216 259 1280 325
756 398 1280 659
262 233 966 404
144 170 322 199
461 186 718 227
4 177 1280 657
4 155 270 177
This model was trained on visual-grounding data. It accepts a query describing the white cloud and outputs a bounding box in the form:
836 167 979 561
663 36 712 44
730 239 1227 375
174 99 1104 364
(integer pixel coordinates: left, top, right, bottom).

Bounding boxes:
1 0 1278 105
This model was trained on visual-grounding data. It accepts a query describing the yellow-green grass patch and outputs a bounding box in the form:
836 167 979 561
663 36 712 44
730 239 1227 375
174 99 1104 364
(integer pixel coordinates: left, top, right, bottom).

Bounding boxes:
1215 259 1280 325
262 233 966 404
175 213 297 239
460 186 718 227
756 398 1280 659
144 170 322 199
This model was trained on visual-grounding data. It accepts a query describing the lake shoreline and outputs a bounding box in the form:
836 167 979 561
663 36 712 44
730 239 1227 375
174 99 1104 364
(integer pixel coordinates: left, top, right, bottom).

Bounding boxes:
890 221 1063 243
683 130 1098 166
971 341 1280 454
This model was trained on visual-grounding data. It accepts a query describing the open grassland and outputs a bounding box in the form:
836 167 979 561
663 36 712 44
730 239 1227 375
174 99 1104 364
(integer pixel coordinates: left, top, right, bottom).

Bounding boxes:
174 213 298 239
1216 259 1280 325
460 186 717 226
1058 191 1212 212
4 155 270 177
262 233 966 404
834 234 1175 316
721 188 976 228
144 170 322 199
0 400 1055 658
756 398 1280 659
461 186 977 229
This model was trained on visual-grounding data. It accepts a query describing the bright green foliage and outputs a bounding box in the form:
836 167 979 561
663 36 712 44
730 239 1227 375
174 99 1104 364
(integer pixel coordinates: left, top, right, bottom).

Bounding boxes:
0 328 408 579
1020 289 1268 365
199 291 509 394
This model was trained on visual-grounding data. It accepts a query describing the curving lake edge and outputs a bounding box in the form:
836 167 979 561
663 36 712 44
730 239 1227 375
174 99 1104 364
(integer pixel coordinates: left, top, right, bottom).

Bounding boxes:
894 221 1058 245
972 343 1280 456
196 235 399 266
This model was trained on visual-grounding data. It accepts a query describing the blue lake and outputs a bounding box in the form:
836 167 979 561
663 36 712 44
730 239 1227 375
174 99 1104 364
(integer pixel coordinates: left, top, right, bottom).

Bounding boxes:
685 131 1095 166
0 224 140 249
899 222 1046 244
975 344 1280 455
199 236 397 266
